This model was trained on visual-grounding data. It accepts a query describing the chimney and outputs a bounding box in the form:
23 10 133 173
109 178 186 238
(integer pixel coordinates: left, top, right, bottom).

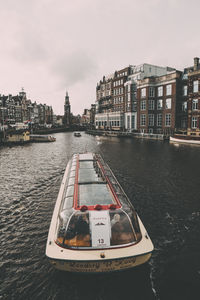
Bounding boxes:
194 57 199 71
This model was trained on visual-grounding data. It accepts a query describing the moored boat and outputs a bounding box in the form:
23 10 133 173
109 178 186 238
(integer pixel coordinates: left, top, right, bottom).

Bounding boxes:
46 153 154 273
170 135 200 145
30 134 56 142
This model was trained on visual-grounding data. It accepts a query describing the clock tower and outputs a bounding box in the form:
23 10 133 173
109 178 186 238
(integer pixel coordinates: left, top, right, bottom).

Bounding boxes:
64 91 71 126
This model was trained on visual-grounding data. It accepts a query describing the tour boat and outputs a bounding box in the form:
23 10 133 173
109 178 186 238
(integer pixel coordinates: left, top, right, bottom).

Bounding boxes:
46 153 154 273
74 132 81 137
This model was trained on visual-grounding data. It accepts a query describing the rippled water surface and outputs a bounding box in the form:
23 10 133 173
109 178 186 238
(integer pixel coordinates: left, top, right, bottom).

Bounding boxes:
0 132 200 300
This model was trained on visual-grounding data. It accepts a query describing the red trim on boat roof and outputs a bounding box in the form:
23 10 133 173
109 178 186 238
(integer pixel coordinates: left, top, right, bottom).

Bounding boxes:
97 158 121 208
73 155 121 211
73 155 79 209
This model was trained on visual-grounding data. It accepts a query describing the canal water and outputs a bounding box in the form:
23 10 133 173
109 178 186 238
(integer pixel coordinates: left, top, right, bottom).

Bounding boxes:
0 132 199 300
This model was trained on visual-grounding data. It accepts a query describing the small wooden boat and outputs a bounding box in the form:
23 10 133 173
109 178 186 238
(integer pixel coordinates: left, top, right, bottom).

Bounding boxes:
74 132 81 137
46 153 153 273
30 134 56 142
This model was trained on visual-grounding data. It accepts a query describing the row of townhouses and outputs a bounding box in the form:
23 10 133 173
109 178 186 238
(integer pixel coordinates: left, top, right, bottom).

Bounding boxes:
0 89 54 129
95 57 200 137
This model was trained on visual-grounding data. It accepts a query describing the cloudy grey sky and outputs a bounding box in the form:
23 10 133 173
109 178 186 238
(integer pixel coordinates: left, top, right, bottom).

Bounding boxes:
0 0 199 115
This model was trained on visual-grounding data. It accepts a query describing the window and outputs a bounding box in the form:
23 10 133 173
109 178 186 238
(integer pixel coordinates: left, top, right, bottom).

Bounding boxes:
148 100 154 110
166 84 172 96
149 87 155 97
141 88 146 98
140 114 146 126
183 85 187 96
141 100 146 110
157 114 162 127
158 86 163 97
157 99 163 110
127 116 130 129
148 114 154 126
165 99 172 109
193 80 198 93
132 115 135 129
191 116 197 128
165 114 171 126
182 101 187 112
181 118 187 128
192 99 198 110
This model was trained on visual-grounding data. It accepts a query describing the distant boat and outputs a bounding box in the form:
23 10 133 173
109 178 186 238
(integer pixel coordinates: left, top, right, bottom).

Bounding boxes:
46 153 154 273
74 132 81 137
30 134 56 142
3 131 30 145
103 132 119 137
170 135 200 145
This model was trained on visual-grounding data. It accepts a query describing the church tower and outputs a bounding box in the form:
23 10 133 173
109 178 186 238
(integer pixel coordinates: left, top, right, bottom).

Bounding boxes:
64 91 71 126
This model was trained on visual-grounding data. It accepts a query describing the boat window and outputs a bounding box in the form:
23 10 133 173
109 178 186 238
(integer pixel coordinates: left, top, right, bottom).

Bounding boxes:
63 196 74 210
56 209 140 250
65 186 74 198
69 170 76 177
68 177 75 186
117 194 128 206
112 183 121 194
79 184 113 206
125 207 142 240
57 212 91 248
58 209 74 230
109 210 137 245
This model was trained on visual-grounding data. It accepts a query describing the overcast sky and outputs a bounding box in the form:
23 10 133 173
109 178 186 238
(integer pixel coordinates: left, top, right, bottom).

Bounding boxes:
0 0 199 115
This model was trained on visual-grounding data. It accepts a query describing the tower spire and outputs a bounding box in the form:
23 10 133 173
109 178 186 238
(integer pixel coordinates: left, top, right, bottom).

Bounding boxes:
64 91 71 127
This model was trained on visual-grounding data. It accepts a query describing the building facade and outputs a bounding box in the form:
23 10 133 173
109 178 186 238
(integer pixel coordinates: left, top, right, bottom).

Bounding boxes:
0 90 54 129
137 71 182 135
95 64 175 131
187 57 200 136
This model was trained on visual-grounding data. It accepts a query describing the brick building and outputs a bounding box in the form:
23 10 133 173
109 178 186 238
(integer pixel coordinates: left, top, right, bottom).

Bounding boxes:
186 57 200 136
95 64 174 131
137 71 182 135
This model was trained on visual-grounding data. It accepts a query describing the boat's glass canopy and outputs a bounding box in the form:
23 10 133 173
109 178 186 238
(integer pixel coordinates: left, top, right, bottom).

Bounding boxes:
79 153 94 161
79 184 113 206
56 207 141 249
56 153 142 250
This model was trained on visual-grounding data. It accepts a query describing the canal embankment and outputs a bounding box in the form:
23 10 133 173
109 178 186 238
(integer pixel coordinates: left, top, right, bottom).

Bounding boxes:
86 129 169 141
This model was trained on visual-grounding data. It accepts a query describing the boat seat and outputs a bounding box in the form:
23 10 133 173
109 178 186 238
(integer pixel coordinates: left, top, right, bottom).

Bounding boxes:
57 235 91 247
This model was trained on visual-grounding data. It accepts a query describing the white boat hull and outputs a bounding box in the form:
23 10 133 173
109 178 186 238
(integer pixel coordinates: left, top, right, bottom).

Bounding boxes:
49 252 152 273
170 136 200 145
